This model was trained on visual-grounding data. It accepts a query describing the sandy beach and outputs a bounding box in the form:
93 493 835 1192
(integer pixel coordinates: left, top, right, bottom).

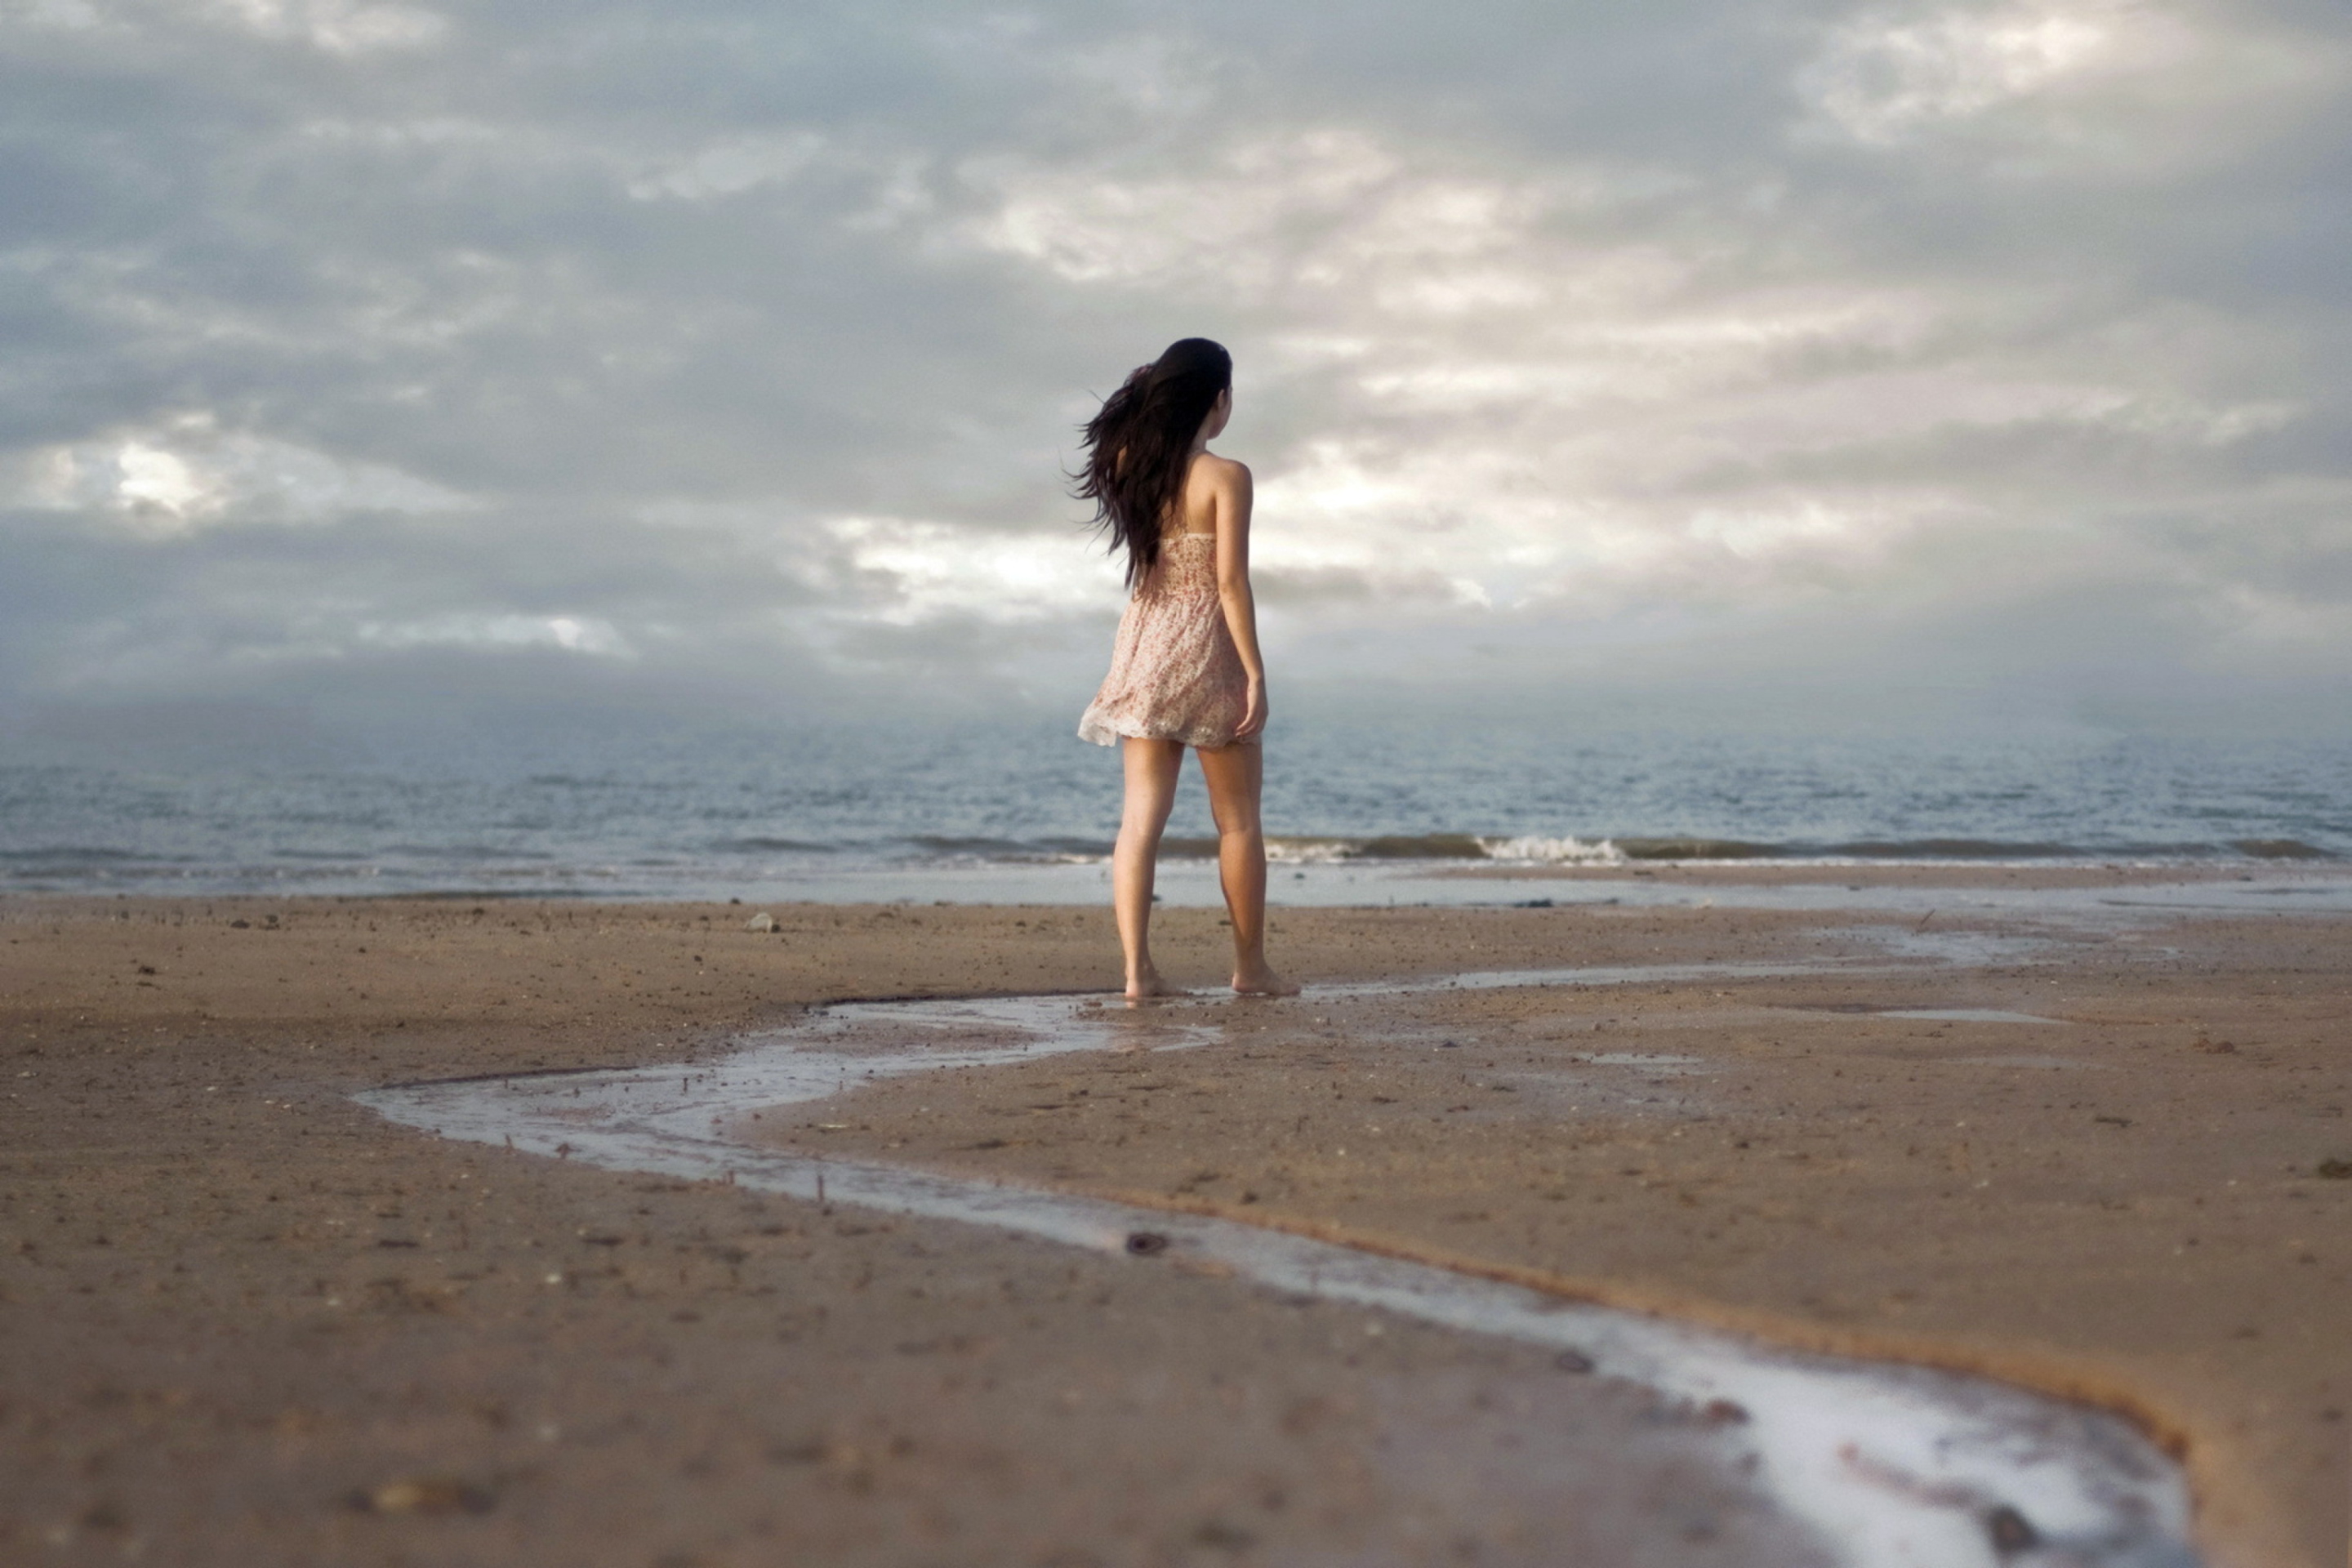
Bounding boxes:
3 875 2345 1566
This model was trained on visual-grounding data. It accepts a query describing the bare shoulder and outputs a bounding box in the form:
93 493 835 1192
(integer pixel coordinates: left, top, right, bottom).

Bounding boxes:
1198 453 1252 494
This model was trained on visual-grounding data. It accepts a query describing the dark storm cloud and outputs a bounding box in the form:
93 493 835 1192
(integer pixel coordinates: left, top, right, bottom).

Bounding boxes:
2 0 2346 750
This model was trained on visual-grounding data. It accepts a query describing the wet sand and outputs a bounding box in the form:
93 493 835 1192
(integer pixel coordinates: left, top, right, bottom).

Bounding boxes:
2 882 2346 1565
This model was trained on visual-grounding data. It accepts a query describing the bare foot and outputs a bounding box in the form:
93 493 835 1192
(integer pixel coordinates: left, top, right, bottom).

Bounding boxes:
1230 965 1298 997
1124 969 1186 1005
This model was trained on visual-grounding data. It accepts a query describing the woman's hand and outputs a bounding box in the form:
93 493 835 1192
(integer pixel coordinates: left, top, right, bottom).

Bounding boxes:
1235 675 1269 740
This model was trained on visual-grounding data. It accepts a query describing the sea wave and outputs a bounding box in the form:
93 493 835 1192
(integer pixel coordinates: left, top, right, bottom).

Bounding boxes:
906 835 1111 864
1134 832 2341 866
1248 834 1626 864
0 844 181 864
2230 838 2337 860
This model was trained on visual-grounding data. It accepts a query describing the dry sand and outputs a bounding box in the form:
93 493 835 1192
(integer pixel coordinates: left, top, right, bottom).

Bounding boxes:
2 881 2345 1566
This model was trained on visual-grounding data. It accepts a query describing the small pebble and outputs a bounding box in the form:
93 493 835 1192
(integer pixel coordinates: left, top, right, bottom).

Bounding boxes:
348 1477 493 1516
1984 1503 2039 1554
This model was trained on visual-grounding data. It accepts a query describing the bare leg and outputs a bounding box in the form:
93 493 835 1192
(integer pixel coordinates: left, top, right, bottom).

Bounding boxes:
1197 742 1296 996
1113 737 1184 1000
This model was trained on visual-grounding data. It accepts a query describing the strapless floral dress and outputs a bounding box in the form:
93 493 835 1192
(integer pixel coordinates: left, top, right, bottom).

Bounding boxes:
1077 533 1255 749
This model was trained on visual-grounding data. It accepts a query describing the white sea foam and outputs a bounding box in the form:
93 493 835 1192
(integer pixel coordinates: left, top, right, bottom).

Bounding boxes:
1477 834 1626 864
1262 833 1627 864
1262 837 1370 863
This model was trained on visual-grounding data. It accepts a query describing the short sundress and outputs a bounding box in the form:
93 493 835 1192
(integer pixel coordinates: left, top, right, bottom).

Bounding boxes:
1077 533 1256 749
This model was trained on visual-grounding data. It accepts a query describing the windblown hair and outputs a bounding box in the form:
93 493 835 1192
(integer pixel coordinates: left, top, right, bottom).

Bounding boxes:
1076 337 1232 586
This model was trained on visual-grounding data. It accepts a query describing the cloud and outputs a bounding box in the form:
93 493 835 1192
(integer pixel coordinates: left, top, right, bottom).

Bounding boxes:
209 0 449 56
10 0 450 51
354 611 633 656
623 133 830 203
3 416 474 535
805 514 1121 627
1797 0 2183 143
0 0 2346 746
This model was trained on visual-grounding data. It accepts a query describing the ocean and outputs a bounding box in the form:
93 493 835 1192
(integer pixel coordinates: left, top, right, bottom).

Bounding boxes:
9 710 2342 907
2 715 2344 904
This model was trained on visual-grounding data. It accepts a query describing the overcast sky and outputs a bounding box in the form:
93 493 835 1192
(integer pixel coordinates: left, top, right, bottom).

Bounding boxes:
4 0 2347 760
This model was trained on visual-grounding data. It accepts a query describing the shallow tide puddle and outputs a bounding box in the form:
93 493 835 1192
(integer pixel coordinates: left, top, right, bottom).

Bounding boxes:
358 953 2200 1567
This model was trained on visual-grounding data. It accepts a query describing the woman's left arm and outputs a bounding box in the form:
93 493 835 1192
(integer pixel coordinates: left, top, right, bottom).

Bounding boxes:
1211 459 1269 739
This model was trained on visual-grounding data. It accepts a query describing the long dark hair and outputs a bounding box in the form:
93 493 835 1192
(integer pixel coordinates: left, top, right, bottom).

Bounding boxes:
1076 337 1232 585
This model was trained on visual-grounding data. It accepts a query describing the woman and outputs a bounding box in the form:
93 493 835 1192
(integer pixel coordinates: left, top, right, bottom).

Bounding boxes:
1076 338 1296 1001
